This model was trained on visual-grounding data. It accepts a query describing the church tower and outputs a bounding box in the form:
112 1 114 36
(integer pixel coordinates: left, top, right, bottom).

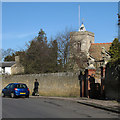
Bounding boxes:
70 23 94 55
69 23 95 72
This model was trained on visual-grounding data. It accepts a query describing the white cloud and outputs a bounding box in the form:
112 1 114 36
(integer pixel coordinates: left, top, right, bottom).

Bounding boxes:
2 32 37 40
17 32 36 38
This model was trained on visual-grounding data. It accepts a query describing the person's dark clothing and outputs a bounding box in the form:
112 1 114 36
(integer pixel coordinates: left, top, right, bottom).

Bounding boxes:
34 81 39 94
34 88 38 93
34 81 39 89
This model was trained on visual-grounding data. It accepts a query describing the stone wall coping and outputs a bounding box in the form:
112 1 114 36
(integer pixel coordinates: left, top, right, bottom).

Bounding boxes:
2 72 77 78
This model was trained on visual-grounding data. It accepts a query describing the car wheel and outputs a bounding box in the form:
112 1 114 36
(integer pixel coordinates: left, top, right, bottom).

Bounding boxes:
2 92 5 97
25 95 29 98
11 93 16 98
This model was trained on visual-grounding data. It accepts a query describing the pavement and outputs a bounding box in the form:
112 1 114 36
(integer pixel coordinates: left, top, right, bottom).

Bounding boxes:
30 96 120 114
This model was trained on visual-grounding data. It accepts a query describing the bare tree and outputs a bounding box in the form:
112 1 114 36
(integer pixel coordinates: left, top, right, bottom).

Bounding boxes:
55 27 74 71
1 48 15 61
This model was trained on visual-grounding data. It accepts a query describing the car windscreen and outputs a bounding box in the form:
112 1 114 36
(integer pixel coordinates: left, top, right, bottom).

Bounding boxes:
15 84 27 88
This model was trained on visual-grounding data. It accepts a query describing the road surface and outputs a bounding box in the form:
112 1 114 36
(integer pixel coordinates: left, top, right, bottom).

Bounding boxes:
2 97 119 118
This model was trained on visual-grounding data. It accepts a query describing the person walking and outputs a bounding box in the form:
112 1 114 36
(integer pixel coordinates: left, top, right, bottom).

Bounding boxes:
34 79 39 96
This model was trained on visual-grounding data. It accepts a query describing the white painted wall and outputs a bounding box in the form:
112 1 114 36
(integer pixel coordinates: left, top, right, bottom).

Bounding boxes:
5 67 11 75
0 67 11 74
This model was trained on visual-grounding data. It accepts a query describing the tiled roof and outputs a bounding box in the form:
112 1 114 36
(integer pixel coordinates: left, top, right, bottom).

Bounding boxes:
0 61 16 67
89 43 112 61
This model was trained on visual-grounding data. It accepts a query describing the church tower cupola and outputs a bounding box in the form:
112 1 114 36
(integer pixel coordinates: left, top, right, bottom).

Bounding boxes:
79 23 86 32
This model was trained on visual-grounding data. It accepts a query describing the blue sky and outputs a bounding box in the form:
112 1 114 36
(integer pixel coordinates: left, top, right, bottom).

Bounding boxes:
2 2 118 51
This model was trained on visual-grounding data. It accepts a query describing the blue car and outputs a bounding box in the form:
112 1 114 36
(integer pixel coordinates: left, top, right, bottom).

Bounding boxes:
2 83 30 98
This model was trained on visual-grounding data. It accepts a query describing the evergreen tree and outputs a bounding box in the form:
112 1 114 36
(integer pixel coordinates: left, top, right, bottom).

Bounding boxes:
3 28 74 74
24 29 49 73
109 38 120 63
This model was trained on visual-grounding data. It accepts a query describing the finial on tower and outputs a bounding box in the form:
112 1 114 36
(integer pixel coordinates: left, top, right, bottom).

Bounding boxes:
79 18 86 31
82 18 84 24
79 23 86 32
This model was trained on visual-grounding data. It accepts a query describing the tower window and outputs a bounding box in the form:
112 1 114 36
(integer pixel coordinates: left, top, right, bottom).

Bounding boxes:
77 42 81 51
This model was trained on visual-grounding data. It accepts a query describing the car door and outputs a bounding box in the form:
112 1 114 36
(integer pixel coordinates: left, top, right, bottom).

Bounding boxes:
8 84 14 96
4 84 11 96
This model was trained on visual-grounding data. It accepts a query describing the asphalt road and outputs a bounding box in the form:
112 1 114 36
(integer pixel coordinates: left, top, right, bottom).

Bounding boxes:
2 97 119 118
